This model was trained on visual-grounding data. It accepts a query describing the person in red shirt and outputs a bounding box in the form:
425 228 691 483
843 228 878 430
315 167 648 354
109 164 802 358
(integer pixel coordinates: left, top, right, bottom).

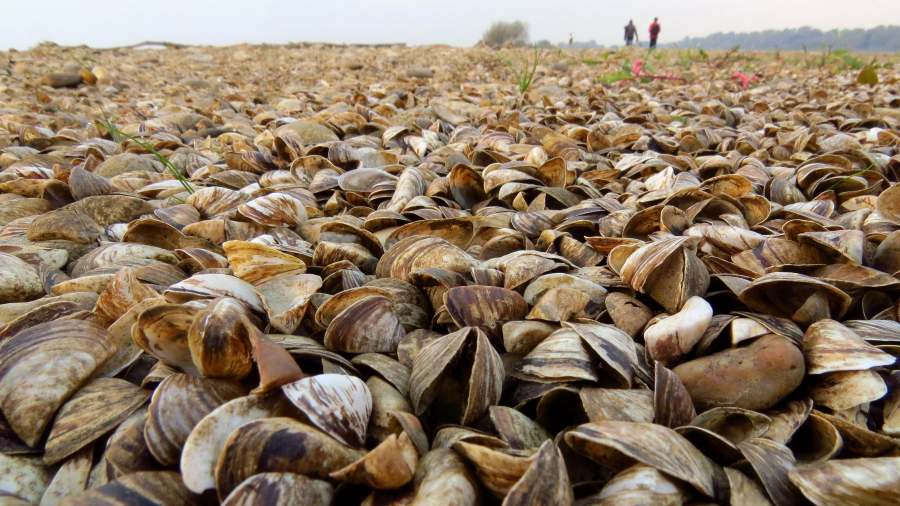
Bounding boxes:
649 17 661 49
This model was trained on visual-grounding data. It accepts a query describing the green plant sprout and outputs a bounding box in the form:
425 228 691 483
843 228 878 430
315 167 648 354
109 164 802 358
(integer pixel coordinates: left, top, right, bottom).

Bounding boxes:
679 49 693 69
581 51 611 65
97 122 195 197
597 70 633 83
826 160 877 192
498 46 542 93
97 103 120 143
833 50 864 70
66 52 91 70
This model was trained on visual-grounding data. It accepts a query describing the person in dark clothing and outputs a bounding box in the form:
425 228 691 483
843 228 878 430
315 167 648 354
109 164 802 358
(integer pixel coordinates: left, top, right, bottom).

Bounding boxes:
624 20 638 46
649 17 661 49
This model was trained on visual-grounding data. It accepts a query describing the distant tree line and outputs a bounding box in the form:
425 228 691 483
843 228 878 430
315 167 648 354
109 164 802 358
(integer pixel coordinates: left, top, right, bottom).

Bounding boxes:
666 26 900 52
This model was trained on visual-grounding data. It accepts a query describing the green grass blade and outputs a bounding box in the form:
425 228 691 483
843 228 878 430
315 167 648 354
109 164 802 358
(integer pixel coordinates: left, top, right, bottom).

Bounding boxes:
825 160 877 191
96 122 195 195
497 55 523 89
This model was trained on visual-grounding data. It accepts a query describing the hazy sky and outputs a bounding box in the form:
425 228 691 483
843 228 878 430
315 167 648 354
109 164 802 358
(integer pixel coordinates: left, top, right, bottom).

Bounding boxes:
3 0 898 50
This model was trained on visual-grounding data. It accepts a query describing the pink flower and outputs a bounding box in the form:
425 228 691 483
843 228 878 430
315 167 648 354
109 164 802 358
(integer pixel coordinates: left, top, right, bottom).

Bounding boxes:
632 59 643 75
732 72 749 89
751 75 760 83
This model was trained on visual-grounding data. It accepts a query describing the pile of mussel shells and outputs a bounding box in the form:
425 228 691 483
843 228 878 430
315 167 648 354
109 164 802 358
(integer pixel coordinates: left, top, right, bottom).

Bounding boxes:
0 43 899 506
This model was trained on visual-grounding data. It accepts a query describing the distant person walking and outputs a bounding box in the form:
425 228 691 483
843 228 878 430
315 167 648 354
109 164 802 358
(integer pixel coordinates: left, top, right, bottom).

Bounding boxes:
649 17 661 49
624 20 638 46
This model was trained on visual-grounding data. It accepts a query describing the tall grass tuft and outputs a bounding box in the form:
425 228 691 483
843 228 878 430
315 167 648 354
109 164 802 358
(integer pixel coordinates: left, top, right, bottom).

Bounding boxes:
498 46 542 93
